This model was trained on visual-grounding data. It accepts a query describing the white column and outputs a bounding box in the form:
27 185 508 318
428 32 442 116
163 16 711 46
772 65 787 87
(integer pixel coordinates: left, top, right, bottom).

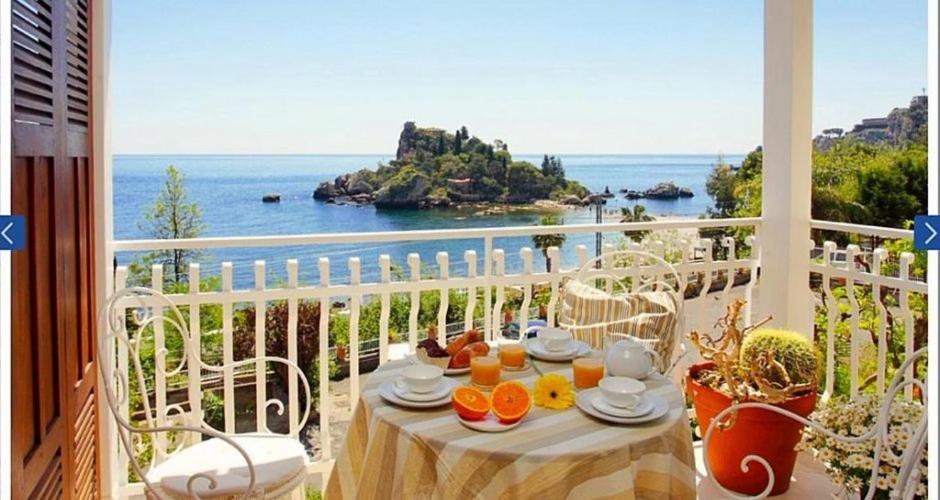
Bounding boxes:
92 0 117 497
761 0 814 336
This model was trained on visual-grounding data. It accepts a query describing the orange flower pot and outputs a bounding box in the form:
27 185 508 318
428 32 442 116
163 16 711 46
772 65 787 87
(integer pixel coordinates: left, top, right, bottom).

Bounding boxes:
687 362 817 496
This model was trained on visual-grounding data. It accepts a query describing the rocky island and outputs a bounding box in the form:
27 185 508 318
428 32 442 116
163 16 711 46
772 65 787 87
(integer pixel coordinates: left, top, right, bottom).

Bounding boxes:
314 122 589 209
622 181 694 200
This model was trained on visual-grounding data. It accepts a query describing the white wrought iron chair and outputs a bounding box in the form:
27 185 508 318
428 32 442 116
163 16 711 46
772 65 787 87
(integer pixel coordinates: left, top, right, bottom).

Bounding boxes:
98 287 313 499
702 347 928 500
558 250 686 375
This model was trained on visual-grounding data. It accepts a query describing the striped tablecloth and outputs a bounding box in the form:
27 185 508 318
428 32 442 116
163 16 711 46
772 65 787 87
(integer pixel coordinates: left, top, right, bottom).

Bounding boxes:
325 357 696 500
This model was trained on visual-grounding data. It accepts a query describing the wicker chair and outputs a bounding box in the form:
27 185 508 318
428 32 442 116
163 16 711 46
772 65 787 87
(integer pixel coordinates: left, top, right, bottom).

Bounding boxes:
98 287 312 499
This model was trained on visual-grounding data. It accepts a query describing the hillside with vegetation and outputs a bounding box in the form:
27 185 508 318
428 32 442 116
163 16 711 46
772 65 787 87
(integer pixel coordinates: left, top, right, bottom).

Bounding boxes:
701 96 928 397
813 95 928 151
314 122 589 208
706 95 928 235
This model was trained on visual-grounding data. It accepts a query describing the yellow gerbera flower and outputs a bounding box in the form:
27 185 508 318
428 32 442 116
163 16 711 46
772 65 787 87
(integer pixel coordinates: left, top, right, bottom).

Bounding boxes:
533 373 575 410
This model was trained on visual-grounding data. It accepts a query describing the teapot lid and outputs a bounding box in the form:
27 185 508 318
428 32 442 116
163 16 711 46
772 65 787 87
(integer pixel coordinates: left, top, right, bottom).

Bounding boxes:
612 335 644 347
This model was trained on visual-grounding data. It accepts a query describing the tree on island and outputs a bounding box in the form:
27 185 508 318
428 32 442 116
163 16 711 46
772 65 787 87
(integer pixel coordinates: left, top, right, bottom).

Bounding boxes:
620 204 655 242
437 133 446 156
532 215 566 272
333 121 583 209
541 155 565 184
507 161 554 202
129 165 206 287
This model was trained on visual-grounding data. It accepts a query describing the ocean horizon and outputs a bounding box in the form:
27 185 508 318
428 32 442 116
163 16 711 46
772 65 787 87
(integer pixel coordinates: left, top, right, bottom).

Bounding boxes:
113 153 743 286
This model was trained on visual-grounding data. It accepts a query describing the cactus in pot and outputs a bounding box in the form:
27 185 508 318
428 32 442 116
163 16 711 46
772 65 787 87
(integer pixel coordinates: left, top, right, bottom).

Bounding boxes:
740 329 820 400
686 299 820 496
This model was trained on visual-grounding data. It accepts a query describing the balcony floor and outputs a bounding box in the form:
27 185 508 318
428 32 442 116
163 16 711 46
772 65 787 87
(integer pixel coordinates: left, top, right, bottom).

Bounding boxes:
694 443 840 499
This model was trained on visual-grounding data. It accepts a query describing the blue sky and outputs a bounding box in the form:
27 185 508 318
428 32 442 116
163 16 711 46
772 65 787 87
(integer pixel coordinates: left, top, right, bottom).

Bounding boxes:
111 1 927 155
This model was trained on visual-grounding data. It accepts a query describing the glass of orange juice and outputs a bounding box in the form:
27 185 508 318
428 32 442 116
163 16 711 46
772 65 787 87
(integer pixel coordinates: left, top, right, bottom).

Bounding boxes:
499 344 527 370
572 357 604 389
470 356 501 388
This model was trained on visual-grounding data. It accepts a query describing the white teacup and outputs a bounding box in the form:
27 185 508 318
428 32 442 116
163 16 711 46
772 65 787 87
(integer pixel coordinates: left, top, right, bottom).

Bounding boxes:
399 364 444 394
537 327 573 352
598 376 645 409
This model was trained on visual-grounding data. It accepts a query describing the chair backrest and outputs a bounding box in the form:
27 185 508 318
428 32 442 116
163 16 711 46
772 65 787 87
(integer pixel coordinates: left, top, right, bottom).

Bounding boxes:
98 286 312 497
558 250 684 372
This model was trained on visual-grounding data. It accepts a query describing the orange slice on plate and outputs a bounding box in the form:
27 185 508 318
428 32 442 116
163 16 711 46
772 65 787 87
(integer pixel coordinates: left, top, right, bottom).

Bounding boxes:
490 381 532 424
452 386 489 420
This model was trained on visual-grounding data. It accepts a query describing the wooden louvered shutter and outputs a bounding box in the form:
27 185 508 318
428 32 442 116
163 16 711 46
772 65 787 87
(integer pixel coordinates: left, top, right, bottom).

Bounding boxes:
10 0 99 498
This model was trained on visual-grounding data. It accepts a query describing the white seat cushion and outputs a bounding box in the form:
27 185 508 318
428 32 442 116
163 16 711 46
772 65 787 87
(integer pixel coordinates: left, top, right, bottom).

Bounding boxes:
146 433 308 498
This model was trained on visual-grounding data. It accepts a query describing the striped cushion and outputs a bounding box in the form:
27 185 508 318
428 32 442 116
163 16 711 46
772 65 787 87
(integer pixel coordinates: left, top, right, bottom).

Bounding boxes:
559 280 679 371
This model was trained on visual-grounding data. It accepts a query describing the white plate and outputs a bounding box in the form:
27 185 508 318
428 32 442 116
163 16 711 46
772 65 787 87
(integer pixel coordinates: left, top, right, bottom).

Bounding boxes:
379 378 458 409
576 389 669 424
456 412 524 432
530 338 578 356
393 379 453 402
524 339 590 361
591 394 654 418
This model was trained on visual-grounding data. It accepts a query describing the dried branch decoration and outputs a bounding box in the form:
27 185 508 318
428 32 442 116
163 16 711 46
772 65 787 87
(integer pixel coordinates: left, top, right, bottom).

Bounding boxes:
689 299 818 428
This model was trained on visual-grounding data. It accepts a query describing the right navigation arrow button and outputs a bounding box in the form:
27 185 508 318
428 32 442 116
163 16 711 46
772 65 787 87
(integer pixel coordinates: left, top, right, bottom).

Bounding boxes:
914 215 940 250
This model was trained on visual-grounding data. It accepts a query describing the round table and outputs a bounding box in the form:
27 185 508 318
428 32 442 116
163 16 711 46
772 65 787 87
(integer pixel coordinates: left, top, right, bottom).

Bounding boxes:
325 356 696 499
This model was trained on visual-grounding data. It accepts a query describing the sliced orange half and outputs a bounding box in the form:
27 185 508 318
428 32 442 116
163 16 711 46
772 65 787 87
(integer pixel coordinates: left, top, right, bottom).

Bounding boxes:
452 385 489 420
490 381 531 424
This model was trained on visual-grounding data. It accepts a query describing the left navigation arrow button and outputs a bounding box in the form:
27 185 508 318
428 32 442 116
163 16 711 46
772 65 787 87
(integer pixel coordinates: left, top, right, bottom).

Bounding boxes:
0 216 26 251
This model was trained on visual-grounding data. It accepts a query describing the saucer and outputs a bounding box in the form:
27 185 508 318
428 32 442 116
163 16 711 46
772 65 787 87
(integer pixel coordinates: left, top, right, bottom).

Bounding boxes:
591 395 653 418
393 379 451 402
500 360 532 372
575 389 668 424
379 378 458 409
456 412 524 433
524 339 590 361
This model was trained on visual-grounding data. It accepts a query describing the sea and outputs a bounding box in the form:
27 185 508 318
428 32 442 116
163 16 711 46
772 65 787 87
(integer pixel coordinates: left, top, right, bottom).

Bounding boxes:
113 154 742 287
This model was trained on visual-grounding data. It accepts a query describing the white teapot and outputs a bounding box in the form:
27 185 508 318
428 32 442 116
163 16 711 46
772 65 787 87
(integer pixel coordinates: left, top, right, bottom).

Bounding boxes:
603 335 661 379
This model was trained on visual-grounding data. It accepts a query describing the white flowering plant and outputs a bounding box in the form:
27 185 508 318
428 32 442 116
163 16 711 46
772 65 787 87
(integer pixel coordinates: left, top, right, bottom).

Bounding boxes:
798 396 927 499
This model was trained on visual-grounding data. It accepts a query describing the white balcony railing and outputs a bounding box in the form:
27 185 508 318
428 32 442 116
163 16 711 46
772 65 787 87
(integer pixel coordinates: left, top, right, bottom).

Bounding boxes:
105 217 927 496
809 220 928 403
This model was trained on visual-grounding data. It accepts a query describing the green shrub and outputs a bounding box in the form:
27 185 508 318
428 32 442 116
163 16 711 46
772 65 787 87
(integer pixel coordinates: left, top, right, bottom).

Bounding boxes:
203 390 225 430
740 329 820 386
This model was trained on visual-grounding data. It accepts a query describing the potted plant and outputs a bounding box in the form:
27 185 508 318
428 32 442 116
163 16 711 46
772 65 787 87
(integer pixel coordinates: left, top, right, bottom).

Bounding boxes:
686 299 820 496
799 396 927 498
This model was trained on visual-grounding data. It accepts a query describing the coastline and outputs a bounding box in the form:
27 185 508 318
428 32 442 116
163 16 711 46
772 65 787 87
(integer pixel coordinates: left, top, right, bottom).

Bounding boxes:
388 199 702 229
356 200 703 223
113 154 722 286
